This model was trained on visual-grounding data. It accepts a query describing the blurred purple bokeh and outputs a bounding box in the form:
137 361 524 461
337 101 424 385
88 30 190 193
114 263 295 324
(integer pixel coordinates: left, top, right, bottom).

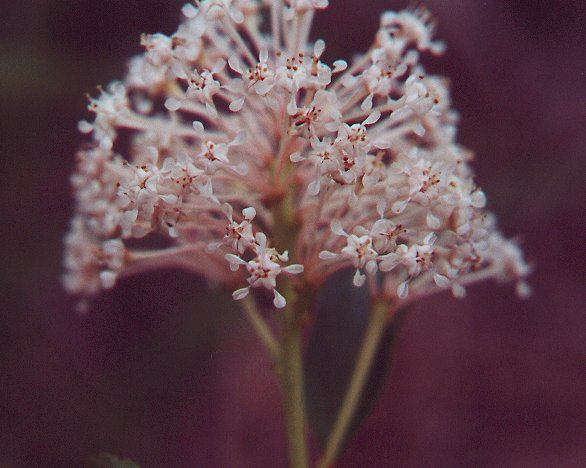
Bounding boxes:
1 1 585 466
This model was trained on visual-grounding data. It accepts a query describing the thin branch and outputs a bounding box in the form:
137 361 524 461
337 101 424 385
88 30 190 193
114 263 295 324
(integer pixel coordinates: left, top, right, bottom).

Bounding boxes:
241 294 280 360
278 279 309 468
317 297 393 468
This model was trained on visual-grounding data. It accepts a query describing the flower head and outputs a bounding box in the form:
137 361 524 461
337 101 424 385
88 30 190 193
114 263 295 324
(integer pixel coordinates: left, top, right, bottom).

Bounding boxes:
64 1 529 309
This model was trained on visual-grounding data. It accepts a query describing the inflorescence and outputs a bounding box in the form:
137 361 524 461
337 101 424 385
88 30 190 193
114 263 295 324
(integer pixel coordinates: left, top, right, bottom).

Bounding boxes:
64 0 530 311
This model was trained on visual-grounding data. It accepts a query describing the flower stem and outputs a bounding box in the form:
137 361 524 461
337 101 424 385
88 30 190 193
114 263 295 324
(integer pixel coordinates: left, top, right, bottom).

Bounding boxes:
279 280 309 468
241 294 280 360
317 297 392 468
271 138 310 468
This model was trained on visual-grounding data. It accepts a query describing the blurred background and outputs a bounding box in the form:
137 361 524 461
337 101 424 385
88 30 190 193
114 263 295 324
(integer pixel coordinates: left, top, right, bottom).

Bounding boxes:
1 0 585 466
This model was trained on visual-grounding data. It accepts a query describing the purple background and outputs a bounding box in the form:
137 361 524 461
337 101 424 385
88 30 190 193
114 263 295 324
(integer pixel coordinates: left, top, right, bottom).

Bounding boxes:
1 0 585 466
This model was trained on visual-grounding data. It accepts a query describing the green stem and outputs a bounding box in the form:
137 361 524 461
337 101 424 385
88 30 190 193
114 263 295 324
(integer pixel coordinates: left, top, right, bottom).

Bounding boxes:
241 294 280 360
271 136 310 468
317 297 393 468
279 280 309 468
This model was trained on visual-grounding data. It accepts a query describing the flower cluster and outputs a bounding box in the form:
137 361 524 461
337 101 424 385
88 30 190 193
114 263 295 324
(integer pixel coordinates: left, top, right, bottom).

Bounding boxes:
64 0 530 310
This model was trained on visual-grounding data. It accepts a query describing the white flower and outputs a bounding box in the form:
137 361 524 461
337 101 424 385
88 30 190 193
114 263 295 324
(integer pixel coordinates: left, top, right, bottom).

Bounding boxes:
185 60 225 116
228 49 276 98
64 1 529 309
401 233 436 277
319 220 380 287
226 233 304 308
222 203 256 254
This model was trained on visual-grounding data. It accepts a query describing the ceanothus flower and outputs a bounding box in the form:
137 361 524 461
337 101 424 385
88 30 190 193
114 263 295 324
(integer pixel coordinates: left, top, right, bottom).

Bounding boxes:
63 0 530 311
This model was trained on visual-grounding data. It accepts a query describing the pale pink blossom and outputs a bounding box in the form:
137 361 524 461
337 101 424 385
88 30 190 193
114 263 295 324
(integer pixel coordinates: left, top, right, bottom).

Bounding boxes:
63 1 529 309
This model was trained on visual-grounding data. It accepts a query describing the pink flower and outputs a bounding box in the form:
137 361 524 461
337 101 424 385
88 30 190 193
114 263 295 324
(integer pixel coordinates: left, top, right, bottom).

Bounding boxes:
64 1 529 309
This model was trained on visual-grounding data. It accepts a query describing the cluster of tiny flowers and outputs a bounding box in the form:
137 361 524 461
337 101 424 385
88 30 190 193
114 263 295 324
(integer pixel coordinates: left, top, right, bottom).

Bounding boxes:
63 0 530 310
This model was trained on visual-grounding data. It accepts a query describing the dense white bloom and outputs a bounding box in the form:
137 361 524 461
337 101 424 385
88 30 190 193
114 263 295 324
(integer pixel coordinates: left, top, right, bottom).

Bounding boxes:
64 1 529 309
225 232 304 308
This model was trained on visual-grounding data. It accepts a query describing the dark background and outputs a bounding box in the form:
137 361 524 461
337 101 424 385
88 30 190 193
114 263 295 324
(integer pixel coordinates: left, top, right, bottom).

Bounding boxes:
1 1 585 466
